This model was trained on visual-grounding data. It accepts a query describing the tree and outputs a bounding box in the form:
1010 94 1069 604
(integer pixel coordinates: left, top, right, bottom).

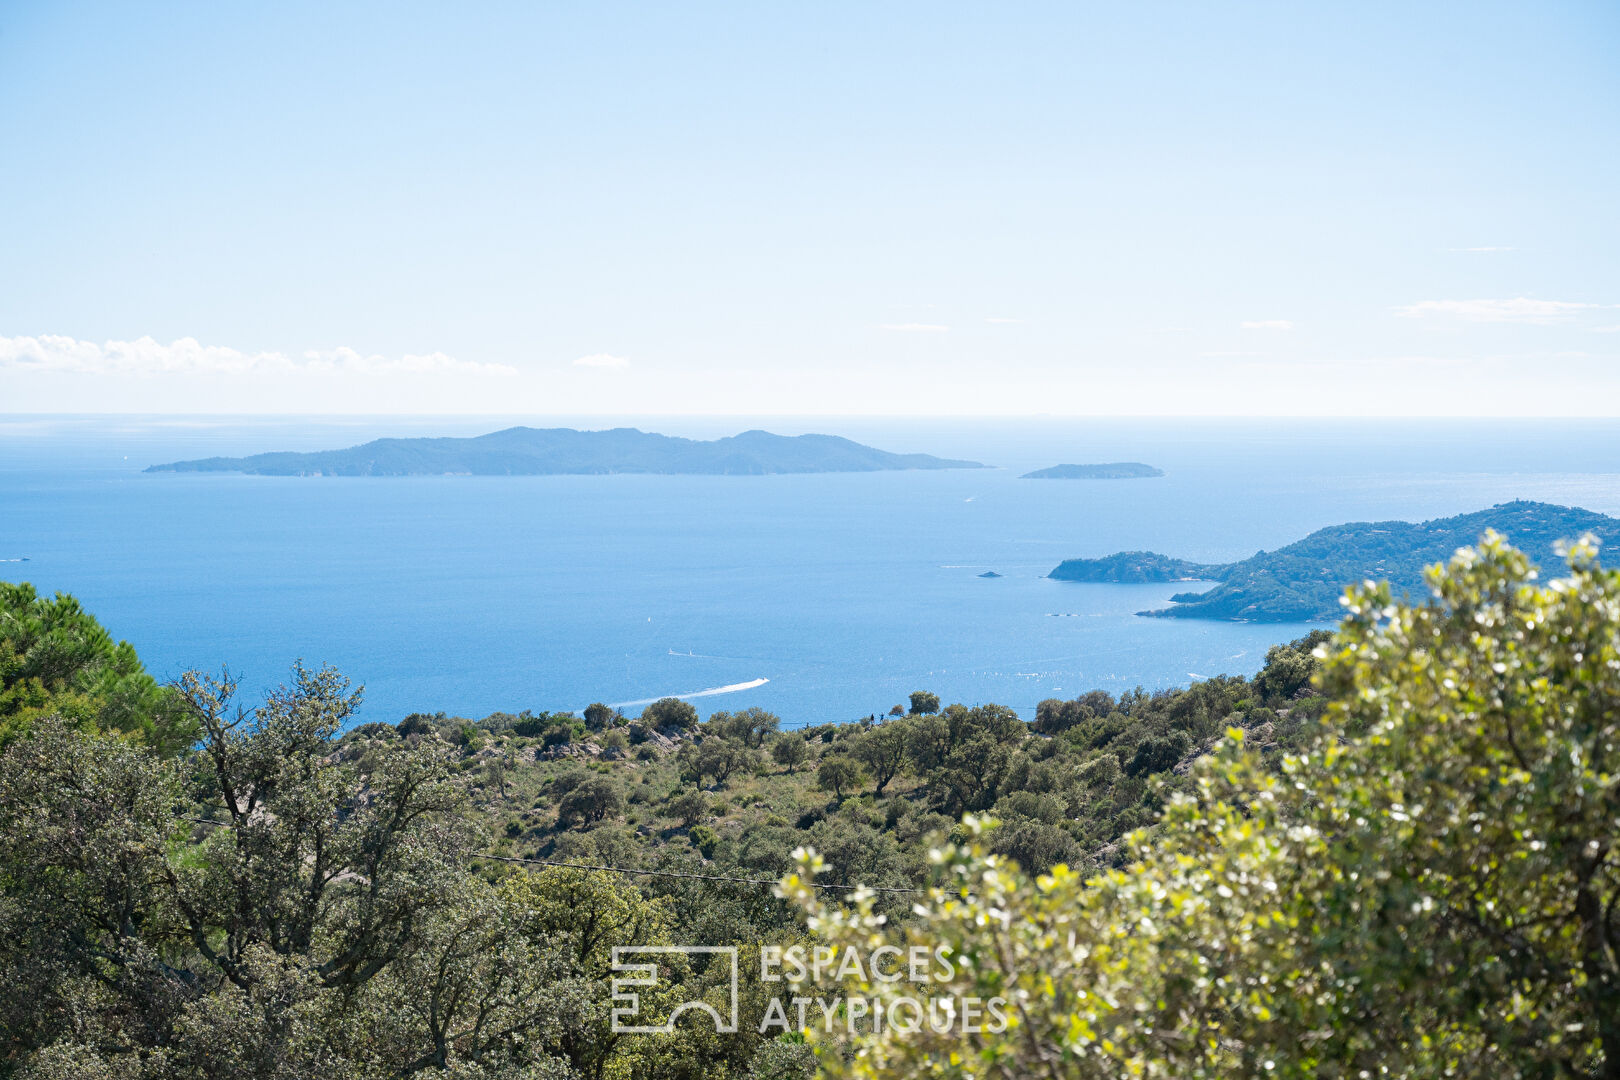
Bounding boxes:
903 703 1028 815
783 534 1620 1079
849 720 909 795
340 879 577 1076
500 866 680 1080
815 754 864 800
557 775 624 827
770 732 811 772
173 664 473 991
1123 729 1190 776
689 824 720 859
0 663 540 1077
583 701 617 730
1032 689 1115 735
907 690 940 716
670 788 711 826
1252 628 1332 702
641 696 699 731
0 715 182 1059
0 582 195 752
485 747 514 796
680 735 760 789
707 706 781 748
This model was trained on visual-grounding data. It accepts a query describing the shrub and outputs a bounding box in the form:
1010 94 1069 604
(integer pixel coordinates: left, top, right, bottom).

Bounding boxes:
907 691 941 716
641 697 699 731
670 789 710 826
688 824 719 859
556 776 624 828
1124 730 1191 777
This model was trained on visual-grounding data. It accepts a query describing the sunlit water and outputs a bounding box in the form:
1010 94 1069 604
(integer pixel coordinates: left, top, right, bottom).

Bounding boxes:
4 415 1618 726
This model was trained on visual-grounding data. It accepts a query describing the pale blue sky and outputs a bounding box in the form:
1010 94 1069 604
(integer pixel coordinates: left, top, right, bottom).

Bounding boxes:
2 1 1616 414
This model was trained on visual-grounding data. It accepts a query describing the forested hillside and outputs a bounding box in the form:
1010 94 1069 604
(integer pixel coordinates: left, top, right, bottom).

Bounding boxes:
0 579 1324 1078
1050 500 1620 620
5 529 1620 1077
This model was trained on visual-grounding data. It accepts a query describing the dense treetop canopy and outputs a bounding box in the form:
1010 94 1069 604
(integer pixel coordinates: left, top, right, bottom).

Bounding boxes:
0 581 193 752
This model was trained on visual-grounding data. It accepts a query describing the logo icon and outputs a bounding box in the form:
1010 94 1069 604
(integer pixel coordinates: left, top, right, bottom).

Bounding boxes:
610 945 739 1034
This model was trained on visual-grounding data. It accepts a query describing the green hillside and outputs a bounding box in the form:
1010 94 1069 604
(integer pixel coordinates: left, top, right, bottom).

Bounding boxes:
1049 500 1620 621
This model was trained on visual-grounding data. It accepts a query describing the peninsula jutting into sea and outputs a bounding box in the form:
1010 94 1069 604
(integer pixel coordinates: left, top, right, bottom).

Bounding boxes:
1020 462 1163 479
145 426 987 476
1048 501 1620 622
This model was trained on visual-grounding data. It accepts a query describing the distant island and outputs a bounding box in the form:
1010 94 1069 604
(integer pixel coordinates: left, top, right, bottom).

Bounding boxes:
146 427 986 477
1020 462 1163 480
1048 501 1620 621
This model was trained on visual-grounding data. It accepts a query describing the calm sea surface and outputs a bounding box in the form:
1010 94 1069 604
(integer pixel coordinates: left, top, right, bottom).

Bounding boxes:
4 415 1619 727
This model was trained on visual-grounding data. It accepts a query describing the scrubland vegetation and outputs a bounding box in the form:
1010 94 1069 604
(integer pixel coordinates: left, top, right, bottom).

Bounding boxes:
3 530 1618 1077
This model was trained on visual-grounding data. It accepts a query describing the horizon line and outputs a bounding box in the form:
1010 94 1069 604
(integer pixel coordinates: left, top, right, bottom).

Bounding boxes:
8 412 1620 422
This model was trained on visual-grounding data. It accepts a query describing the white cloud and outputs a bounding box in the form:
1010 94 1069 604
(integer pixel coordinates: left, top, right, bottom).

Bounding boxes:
1241 320 1294 330
1592 324 1620 334
572 353 631 368
0 334 517 377
880 323 950 333
1396 298 1604 324
984 317 1023 325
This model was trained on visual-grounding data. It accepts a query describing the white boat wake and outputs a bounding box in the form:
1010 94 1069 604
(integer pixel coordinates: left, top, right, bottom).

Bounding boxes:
610 677 769 710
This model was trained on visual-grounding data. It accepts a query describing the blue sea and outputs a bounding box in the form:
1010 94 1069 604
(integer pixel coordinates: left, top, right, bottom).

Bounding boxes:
4 415 1619 728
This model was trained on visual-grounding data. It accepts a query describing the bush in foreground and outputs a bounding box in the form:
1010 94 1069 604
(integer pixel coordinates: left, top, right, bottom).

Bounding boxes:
786 532 1620 1079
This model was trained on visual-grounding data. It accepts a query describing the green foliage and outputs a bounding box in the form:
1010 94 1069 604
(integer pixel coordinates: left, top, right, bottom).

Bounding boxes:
583 701 617 730
642 696 700 731
787 533 1620 1078
670 788 711 826
499 865 681 1079
0 561 1455 1078
706 706 781 748
0 582 194 752
1060 499 1620 621
1047 548 1209 582
815 753 864 799
849 720 909 795
679 735 762 789
746 1032 817 1080
906 691 940 716
1253 628 1333 700
1032 689 1115 735
689 824 720 858
0 664 509 1077
1124 729 1190 776
557 775 624 827
484 708 585 742
770 731 811 772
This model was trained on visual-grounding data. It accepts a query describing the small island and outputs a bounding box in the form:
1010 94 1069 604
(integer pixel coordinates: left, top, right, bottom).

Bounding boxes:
1048 501 1620 622
1021 462 1163 480
146 427 986 477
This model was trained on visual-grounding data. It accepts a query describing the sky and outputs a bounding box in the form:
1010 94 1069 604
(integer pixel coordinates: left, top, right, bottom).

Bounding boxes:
1 1 1617 416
